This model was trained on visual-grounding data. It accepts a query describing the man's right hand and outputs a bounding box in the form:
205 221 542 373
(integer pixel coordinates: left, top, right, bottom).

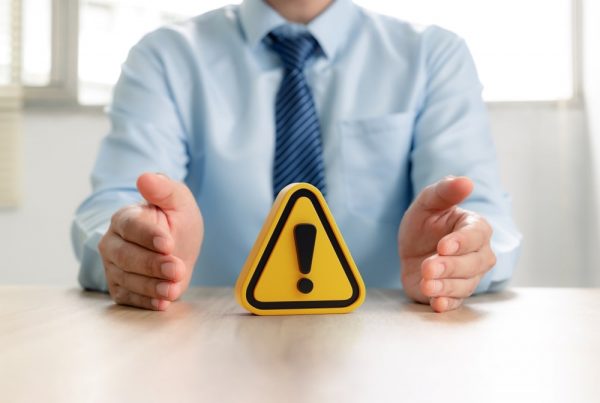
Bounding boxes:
98 173 203 311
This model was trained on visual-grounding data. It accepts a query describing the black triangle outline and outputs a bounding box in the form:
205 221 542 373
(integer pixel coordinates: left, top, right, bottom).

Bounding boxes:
246 188 361 310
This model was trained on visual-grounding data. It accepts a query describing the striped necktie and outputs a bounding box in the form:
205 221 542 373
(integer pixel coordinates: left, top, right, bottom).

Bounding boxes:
267 31 327 199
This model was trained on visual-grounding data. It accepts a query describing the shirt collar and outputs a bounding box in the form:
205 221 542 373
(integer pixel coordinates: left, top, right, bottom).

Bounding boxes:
238 0 360 59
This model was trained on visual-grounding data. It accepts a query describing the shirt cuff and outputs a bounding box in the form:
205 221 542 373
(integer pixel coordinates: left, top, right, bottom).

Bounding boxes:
474 228 522 294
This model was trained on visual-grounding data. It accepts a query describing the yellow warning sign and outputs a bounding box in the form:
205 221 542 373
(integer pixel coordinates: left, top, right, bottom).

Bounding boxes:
235 183 365 315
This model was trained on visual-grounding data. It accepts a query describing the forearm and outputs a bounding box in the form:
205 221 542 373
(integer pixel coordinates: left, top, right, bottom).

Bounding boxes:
410 32 522 293
72 30 193 293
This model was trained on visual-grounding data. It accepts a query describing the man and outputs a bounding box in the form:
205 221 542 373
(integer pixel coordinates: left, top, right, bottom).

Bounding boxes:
72 0 522 313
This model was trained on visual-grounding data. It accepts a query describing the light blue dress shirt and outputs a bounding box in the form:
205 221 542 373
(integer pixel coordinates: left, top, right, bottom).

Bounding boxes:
72 0 522 293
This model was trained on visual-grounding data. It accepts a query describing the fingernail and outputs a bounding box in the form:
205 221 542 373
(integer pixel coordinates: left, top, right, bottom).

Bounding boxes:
153 236 169 252
161 262 176 279
431 263 445 278
156 282 171 298
151 298 161 309
446 240 459 254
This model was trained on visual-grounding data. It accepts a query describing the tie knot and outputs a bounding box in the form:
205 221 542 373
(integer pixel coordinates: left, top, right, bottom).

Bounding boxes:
267 32 320 71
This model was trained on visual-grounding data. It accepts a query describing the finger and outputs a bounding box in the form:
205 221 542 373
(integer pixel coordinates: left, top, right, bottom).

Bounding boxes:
110 284 171 311
101 233 185 281
401 263 430 304
430 297 463 313
415 176 474 212
137 173 196 212
437 216 492 256
420 276 481 299
107 262 183 301
422 247 496 279
111 206 174 254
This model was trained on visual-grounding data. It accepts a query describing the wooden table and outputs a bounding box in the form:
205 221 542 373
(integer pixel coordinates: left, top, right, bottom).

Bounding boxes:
1 287 599 403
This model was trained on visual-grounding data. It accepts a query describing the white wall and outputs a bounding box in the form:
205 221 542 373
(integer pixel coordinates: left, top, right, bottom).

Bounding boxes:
0 110 108 286
490 104 594 286
583 0 600 286
0 106 597 287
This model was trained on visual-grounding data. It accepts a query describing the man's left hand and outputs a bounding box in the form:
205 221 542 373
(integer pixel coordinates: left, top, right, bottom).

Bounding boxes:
398 176 496 312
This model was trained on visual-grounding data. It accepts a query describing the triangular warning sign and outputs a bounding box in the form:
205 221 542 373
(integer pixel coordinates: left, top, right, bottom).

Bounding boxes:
236 183 365 315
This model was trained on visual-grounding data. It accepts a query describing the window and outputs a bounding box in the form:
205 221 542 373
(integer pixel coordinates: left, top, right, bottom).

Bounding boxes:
78 0 233 104
355 0 574 102
0 0 18 85
22 0 78 103
22 0 577 105
22 0 52 86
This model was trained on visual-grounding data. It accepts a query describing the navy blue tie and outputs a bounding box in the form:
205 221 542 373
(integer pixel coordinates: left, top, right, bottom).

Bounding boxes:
267 32 327 198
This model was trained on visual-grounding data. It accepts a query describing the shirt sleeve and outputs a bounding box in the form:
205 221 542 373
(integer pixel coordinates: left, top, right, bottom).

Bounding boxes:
410 27 522 293
72 29 190 291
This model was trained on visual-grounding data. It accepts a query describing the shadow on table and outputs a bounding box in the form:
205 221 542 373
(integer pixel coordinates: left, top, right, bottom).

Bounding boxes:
368 288 518 324
75 287 519 327
76 288 111 301
417 289 518 324
469 289 519 303
81 290 201 330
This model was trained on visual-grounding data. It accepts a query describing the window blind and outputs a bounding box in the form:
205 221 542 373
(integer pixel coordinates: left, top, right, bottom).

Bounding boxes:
0 0 22 208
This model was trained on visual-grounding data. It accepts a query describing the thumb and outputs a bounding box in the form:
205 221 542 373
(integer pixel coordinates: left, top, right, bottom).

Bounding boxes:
136 173 195 212
415 176 474 212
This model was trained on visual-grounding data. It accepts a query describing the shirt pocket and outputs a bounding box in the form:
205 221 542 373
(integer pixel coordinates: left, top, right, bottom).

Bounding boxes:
338 112 415 224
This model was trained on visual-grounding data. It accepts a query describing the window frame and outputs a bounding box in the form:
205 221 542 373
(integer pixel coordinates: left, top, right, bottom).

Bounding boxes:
24 0 78 106
23 0 583 109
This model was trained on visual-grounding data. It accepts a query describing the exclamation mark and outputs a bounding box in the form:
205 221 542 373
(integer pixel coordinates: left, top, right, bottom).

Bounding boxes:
294 224 316 294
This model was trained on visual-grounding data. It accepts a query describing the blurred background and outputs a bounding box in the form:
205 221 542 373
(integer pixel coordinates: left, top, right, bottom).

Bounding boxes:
0 0 599 287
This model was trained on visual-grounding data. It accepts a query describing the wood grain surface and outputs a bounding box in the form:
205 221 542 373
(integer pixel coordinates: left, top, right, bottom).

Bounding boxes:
1 286 599 403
